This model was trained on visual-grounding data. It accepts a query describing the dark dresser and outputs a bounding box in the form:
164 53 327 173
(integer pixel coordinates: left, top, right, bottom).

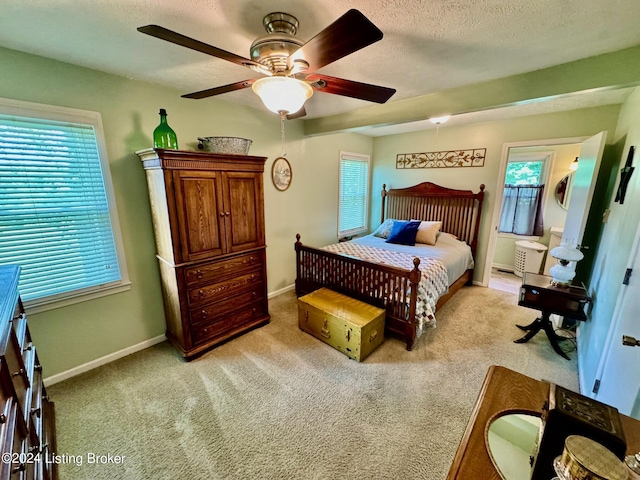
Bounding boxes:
0 265 56 479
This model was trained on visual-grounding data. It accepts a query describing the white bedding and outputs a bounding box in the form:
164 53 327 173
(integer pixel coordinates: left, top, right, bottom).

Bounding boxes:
349 232 474 286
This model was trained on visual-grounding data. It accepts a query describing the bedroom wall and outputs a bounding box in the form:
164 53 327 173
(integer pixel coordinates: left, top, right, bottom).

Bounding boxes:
371 106 621 284
0 46 372 377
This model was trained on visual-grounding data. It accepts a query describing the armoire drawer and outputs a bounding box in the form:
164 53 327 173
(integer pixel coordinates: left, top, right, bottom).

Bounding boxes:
191 301 266 346
189 286 264 325
187 270 262 307
185 252 263 287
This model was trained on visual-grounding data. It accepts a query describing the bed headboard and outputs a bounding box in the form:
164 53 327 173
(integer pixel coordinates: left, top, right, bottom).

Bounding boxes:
381 182 485 258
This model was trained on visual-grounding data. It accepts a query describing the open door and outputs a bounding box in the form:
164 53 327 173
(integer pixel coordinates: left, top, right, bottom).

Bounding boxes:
561 131 607 249
594 219 640 416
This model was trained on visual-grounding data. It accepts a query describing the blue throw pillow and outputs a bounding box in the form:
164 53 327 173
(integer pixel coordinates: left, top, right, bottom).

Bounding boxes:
385 220 421 246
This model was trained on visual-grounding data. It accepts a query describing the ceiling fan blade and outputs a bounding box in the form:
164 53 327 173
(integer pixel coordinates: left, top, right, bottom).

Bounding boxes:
182 79 257 99
288 9 383 73
286 107 307 120
306 74 395 103
138 25 260 70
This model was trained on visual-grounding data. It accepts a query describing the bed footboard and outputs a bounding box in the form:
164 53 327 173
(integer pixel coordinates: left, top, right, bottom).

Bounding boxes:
295 234 421 350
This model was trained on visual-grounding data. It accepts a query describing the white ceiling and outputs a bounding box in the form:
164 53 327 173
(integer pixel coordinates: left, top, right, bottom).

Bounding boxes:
2 0 640 133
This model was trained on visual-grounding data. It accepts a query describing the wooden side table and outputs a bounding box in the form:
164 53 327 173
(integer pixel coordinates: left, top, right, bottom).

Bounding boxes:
515 272 591 359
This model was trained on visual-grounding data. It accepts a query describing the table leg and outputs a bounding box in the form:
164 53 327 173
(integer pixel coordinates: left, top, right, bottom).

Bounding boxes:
514 311 571 360
542 320 570 360
514 318 542 343
516 318 539 331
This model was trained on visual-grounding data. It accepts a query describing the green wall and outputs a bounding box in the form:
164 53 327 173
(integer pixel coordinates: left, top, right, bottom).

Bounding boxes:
1 46 372 377
370 106 621 283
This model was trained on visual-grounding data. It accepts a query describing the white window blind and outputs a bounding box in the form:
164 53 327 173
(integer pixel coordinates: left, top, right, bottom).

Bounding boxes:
338 152 370 236
0 100 128 307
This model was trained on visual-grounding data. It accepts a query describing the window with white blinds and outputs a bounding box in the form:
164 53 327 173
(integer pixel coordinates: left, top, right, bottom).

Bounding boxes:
338 151 370 237
0 98 129 309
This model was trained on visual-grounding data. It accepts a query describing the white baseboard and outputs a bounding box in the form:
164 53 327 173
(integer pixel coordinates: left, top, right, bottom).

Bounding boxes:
492 263 515 272
268 284 295 299
44 334 167 386
44 286 296 386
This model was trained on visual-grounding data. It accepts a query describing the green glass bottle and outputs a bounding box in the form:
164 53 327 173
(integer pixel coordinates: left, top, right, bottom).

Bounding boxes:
153 108 178 149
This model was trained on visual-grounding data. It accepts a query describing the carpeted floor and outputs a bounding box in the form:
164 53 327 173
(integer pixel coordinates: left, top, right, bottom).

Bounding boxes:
48 286 578 479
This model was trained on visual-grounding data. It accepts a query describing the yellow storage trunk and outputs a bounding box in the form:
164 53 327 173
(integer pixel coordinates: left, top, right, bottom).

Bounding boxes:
297 288 385 361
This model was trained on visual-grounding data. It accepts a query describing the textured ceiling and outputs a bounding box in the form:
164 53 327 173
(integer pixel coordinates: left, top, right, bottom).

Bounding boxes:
2 0 640 131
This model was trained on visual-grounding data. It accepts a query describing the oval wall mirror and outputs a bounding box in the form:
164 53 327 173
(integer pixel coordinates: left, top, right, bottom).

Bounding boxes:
555 172 575 210
485 411 542 480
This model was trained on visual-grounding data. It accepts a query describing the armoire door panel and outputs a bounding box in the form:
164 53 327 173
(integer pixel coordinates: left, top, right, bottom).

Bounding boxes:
174 171 226 261
224 172 264 252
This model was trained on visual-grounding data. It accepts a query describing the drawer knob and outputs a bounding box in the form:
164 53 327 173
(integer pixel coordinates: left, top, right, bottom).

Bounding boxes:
219 212 225 217
196 270 203 279
198 290 205 298
201 310 207 318
225 212 230 217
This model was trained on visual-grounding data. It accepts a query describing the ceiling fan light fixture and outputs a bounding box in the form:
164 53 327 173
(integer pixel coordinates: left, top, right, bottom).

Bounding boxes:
252 76 313 115
429 115 451 125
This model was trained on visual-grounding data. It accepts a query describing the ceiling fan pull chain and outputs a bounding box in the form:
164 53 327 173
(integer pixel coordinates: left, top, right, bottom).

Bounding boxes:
280 111 287 157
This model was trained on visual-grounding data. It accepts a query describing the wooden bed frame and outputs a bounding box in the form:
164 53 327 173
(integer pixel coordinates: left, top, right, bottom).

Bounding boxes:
295 182 485 350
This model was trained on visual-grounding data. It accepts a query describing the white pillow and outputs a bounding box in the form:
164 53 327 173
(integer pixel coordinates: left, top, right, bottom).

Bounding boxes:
415 221 442 245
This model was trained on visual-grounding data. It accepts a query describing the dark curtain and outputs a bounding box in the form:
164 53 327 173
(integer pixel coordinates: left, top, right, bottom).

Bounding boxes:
499 185 545 236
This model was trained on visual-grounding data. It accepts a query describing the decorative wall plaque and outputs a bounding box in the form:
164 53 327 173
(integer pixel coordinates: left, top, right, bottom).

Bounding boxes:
272 156 292 191
396 148 486 169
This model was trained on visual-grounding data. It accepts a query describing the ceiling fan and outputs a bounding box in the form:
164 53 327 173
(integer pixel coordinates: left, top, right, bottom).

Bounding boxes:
138 9 396 118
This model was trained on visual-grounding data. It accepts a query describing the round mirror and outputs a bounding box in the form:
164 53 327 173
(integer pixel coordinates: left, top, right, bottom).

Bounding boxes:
485 411 542 480
555 172 574 210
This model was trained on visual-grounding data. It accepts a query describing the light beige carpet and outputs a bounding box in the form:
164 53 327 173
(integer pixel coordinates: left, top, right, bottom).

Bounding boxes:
48 286 578 479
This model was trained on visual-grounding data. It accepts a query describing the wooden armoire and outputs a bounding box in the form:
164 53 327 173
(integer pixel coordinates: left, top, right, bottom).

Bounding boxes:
137 148 270 359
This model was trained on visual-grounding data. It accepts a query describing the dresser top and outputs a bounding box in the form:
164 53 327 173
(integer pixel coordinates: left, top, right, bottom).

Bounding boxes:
0 265 20 322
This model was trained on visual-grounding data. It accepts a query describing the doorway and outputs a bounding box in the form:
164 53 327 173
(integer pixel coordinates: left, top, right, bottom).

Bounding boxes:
483 136 588 287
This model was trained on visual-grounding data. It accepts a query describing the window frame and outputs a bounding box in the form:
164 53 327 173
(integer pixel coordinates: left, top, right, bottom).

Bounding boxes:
0 97 130 313
338 151 371 238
